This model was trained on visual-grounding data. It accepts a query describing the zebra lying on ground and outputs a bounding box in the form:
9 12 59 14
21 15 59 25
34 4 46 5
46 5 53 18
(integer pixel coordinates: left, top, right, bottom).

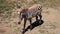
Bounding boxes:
18 4 42 31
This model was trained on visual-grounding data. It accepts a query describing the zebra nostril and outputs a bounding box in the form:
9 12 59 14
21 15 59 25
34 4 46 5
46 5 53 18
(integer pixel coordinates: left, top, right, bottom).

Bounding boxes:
18 22 21 24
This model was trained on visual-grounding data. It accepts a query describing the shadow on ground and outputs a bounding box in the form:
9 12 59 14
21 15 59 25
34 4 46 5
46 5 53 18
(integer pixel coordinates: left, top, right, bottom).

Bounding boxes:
22 19 44 34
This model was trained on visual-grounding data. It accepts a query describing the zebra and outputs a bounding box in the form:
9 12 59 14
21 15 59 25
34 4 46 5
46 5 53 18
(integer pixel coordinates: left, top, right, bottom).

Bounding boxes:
18 4 42 31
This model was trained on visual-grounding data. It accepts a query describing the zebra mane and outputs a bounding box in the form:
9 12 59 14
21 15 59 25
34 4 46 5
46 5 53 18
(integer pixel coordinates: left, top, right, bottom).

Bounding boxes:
20 8 28 13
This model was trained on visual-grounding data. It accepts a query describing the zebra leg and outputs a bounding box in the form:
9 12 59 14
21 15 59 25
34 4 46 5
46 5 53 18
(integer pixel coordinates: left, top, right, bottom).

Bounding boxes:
40 15 42 20
18 18 23 24
29 18 32 30
23 18 27 31
36 15 38 21
39 14 42 23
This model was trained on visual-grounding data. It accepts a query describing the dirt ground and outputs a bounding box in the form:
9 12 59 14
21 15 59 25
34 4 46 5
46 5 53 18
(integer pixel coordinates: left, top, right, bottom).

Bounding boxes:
0 7 60 34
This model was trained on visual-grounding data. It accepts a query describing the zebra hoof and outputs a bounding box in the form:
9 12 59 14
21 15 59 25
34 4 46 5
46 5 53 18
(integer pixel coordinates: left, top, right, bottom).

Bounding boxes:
18 22 21 24
23 28 25 32
22 31 25 34
30 26 32 30
30 28 32 30
39 20 41 23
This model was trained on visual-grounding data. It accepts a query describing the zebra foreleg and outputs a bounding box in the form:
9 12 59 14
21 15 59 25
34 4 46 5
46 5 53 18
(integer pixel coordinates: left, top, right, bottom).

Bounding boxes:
36 15 38 21
23 18 27 31
39 14 42 23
